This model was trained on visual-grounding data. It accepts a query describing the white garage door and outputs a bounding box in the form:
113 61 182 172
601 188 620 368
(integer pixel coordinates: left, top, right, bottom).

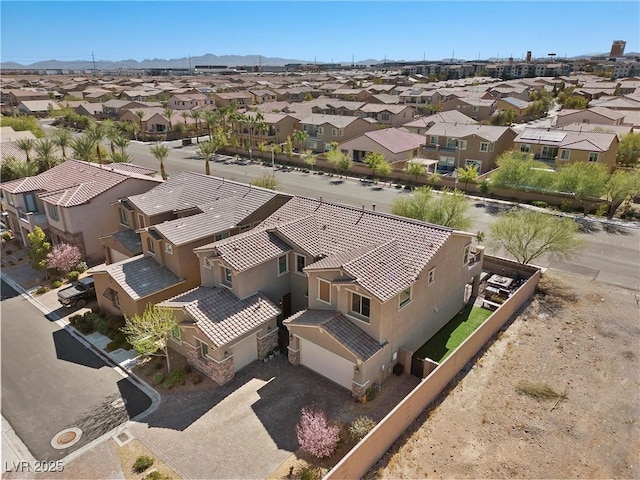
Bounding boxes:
110 248 129 264
300 339 354 389
232 334 257 372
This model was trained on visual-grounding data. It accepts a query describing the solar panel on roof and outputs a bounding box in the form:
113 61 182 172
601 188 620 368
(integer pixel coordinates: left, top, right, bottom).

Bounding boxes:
520 130 566 142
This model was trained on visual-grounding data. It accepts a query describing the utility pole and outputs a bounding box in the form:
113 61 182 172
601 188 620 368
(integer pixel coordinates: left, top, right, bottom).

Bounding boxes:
188 54 192 75
92 52 97 76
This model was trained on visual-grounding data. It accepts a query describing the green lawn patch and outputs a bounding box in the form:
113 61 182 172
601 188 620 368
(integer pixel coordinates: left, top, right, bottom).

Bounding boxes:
414 303 492 363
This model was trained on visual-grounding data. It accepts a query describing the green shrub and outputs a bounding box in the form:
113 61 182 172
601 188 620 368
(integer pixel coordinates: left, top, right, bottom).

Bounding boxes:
75 320 94 334
75 261 88 273
1 232 12 241
300 467 320 480
107 315 125 330
560 199 573 212
152 373 165 385
35 286 48 295
154 362 163 370
49 274 60 283
144 471 170 480
68 314 83 326
132 455 154 474
120 340 133 350
163 369 186 389
51 280 63 288
532 200 548 208
348 415 377 441
94 318 111 336
365 386 376 402
66 270 80 281
105 341 121 352
91 305 101 314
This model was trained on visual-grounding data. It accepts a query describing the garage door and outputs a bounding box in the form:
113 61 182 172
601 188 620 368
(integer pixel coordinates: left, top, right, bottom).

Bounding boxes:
231 334 257 372
300 339 354 389
110 248 129 264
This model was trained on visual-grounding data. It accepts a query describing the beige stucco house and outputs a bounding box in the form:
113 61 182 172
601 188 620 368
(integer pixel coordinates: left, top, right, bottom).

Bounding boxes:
298 114 379 152
338 127 425 164
423 123 517 173
439 97 497 122
191 197 483 397
356 104 417 127
0 160 161 262
93 172 292 318
513 128 619 171
554 106 626 127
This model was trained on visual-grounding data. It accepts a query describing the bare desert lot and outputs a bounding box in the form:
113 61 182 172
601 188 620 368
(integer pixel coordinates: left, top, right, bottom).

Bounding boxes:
370 271 639 479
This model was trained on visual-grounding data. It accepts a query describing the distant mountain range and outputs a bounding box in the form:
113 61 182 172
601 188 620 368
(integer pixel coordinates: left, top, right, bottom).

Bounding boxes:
2 52 637 70
0 53 379 70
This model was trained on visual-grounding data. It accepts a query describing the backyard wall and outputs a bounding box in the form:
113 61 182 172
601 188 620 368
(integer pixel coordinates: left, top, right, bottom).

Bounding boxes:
325 257 541 480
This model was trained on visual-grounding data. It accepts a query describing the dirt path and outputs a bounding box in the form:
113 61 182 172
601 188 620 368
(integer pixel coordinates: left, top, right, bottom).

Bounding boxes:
370 271 640 479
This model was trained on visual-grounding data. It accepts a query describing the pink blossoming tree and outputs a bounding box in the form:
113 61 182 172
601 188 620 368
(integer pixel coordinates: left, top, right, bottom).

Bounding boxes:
295 406 340 458
46 243 82 274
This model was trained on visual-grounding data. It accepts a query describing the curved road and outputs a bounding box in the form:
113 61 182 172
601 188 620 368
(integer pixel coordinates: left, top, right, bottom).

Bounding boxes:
126 141 639 291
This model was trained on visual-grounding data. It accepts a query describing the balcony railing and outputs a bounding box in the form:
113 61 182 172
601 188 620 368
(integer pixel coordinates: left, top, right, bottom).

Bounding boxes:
17 208 47 229
424 145 456 153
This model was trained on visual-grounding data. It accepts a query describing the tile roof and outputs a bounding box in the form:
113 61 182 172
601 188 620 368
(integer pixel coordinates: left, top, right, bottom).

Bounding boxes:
557 123 632 139
0 127 37 143
404 111 477 128
198 197 453 302
358 128 425 154
97 255 184 300
299 114 362 128
284 310 384 361
425 123 513 142
499 97 530 109
151 197 247 246
357 104 410 114
112 229 142 256
0 142 27 163
126 171 281 217
0 159 161 205
161 287 280 347
514 128 617 152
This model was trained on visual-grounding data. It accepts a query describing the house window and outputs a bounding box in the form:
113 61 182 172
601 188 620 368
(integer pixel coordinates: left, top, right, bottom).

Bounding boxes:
399 287 412 308
171 324 181 341
541 146 558 159
47 204 59 221
146 237 155 254
429 135 438 145
317 126 324 135
5 192 14 207
350 292 371 321
318 279 331 304
302 124 308 132
203 257 213 269
119 207 129 226
381 113 390 121
331 128 338 137
137 214 145 228
463 244 471 265
278 254 288 275
490 142 494 152
588 152 599 162
239 225 251 232
458 140 467 150
473 106 479 112
199 340 209 358
560 150 571 160
446 138 458 149
338 128 344 137
215 231 229 241
520 144 531 153
480 142 489 152
165 243 173 254
295 253 306 273
428 267 436 285
222 267 232 287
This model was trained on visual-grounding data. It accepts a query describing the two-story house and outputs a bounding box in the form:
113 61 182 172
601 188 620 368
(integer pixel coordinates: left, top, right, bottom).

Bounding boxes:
403 111 477 136
439 97 497 122
212 92 254 108
298 114 379 152
0 160 161 261
513 128 619 171
423 124 517 173
93 172 292 317
355 104 417 127
187 197 483 396
554 106 627 128
236 112 299 147
167 94 215 110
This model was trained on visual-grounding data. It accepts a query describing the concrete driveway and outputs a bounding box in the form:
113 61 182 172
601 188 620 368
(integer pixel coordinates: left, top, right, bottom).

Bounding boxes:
130 355 418 479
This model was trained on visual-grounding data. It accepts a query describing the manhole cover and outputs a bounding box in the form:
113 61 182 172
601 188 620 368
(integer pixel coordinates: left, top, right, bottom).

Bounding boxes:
51 428 82 449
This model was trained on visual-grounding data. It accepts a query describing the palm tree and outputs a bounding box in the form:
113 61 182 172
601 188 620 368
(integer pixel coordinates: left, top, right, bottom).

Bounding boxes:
163 108 175 132
101 119 120 155
34 138 58 171
114 135 130 154
150 143 170 180
15 138 35 162
135 110 145 139
197 140 216 176
8 159 39 179
85 124 107 162
292 130 309 154
181 110 190 134
71 135 97 162
190 110 203 143
110 150 133 163
53 128 73 160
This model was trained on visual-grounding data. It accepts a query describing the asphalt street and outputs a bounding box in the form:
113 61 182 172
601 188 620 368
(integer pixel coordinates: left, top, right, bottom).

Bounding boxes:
0 280 152 461
128 141 640 291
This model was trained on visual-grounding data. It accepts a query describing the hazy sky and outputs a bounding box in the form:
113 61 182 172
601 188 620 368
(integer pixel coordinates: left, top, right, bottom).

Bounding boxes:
1 1 638 65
